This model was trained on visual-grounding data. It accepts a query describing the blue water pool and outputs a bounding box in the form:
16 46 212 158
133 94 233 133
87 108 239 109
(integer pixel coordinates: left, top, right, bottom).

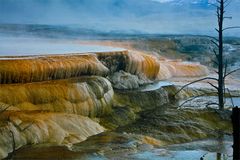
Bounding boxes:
0 37 125 56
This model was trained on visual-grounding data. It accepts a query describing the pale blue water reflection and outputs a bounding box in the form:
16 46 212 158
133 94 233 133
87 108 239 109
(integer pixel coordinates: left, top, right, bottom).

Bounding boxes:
0 37 125 56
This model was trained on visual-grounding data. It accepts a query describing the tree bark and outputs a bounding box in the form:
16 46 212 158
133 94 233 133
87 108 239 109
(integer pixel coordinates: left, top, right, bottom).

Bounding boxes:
218 0 224 110
232 107 240 160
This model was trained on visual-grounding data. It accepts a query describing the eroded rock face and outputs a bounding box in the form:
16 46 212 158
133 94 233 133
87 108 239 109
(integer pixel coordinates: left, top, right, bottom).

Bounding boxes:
0 76 113 117
0 50 208 85
97 51 208 89
0 54 109 84
97 51 160 81
96 51 128 74
158 60 209 80
0 49 210 159
117 107 232 144
0 111 105 159
114 87 170 111
108 71 152 90
125 51 160 80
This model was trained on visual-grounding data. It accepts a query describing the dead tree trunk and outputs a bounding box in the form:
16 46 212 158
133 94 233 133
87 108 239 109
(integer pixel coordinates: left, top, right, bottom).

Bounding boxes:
174 0 240 111
232 107 240 160
217 0 224 110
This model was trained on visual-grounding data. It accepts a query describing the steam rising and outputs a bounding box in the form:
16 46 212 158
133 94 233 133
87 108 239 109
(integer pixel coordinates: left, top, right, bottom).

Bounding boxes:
0 0 239 36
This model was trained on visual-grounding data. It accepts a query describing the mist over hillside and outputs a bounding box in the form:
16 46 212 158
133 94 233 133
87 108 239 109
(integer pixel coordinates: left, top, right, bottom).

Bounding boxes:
0 0 239 36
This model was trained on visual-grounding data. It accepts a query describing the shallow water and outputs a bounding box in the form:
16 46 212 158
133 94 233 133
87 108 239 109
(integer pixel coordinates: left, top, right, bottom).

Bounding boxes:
139 81 173 92
132 150 230 160
0 37 125 56
133 136 232 160
231 97 240 106
12 134 232 160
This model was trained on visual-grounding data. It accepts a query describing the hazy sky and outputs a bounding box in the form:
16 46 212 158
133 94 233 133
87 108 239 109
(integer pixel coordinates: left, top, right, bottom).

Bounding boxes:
0 0 239 36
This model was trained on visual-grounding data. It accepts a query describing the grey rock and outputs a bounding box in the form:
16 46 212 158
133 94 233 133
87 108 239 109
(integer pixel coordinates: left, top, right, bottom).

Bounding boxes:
108 70 152 90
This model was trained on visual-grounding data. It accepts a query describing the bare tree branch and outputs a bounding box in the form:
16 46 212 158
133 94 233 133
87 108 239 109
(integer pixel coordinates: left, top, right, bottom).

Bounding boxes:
224 0 233 8
174 77 218 96
223 59 228 78
212 60 218 66
223 26 240 31
224 0 231 3
211 39 219 47
213 69 219 74
178 93 207 108
223 16 232 19
205 35 218 42
226 88 234 107
208 2 219 7
224 68 240 79
213 49 219 61
223 84 226 104
207 82 219 90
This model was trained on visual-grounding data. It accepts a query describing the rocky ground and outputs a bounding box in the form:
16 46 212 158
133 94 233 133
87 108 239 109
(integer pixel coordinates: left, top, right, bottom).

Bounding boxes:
7 82 235 160
0 34 239 160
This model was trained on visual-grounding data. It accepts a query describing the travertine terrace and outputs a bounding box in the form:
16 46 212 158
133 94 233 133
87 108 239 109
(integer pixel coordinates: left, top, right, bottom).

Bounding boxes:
0 49 209 159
